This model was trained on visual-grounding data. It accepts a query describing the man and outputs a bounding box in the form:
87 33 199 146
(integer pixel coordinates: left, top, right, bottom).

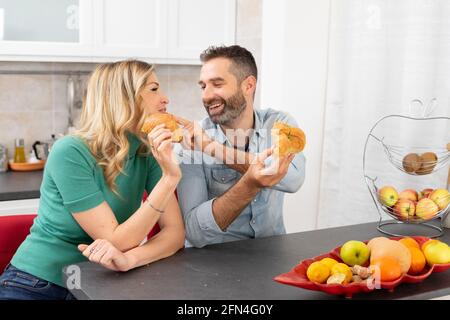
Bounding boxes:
176 45 306 248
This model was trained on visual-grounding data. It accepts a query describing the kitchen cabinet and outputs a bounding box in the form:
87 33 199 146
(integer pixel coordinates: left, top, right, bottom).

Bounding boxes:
91 0 168 62
0 199 39 216
0 0 94 61
0 0 236 64
167 0 236 60
0 170 40 215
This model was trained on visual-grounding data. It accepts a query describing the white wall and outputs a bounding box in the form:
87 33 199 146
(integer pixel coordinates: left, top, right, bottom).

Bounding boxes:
261 0 331 232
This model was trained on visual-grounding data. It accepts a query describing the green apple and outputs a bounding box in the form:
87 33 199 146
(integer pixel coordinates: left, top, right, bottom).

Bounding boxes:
340 240 371 266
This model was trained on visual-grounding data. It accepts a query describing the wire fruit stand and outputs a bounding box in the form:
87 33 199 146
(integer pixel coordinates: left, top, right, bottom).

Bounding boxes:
363 101 450 237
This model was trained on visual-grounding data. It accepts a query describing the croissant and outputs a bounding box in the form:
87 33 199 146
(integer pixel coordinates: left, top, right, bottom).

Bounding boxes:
141 113 183 142
271 121 306 157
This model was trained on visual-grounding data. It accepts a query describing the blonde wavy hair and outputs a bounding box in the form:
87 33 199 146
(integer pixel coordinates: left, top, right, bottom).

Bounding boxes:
74 60 154 195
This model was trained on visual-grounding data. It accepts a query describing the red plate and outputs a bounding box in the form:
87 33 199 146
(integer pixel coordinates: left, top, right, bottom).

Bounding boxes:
273 236 450 298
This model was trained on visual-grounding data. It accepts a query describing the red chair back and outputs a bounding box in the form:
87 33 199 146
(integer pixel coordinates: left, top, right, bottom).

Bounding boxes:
0 214 37 272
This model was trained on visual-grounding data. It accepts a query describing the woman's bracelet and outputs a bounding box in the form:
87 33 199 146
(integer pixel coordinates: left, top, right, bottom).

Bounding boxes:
145 198 165 214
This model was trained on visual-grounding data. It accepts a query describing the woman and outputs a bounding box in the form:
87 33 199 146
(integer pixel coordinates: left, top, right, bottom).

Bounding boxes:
0 60 185 300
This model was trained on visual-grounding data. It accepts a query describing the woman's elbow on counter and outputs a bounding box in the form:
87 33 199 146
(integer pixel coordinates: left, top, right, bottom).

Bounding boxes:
175 228 186 251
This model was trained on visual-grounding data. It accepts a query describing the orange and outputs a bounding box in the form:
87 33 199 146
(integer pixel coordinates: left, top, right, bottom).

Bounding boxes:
399 237 420 249
320 258 339 270
369 256 403 282
306 261 330 284
407 247 426 275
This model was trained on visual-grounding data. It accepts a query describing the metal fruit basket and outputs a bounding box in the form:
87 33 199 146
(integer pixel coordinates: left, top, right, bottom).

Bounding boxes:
363 101 450 237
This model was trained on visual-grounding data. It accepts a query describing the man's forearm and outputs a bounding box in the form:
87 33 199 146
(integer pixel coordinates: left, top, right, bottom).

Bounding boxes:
212 176 261 231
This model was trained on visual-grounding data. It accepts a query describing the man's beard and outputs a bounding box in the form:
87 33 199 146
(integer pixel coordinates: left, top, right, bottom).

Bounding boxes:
204 90 247 125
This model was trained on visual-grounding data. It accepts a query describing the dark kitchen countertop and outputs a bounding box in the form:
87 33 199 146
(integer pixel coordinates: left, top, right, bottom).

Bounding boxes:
64 221 450 300
0 170 43 201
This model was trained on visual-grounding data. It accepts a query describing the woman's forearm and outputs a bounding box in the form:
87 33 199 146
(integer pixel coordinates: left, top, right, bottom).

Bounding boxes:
124 226 185 269
111 175 179 251
203 140 254 174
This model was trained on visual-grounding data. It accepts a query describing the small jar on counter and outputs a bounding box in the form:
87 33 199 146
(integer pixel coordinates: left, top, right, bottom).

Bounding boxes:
14 138 26 163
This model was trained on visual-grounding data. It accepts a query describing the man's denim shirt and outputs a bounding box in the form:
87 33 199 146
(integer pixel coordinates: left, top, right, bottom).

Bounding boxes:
176 108 306 248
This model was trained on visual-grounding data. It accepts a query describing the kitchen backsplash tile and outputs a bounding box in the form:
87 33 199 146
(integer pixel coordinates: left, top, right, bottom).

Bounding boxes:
0 112 23 150
0 75 53 112
154 65 170 93
166 65 204 121
0 111 55 156
50 74 88 113
0 62 204 158
53 111 70 138
0 62 94 156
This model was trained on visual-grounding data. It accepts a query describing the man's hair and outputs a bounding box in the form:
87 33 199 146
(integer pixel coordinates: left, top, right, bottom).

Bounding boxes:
200 45 257 83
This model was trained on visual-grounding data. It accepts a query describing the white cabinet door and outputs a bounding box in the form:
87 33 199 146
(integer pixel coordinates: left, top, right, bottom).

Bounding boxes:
0 199 39 216
92 0 167 61
0 0 95 61
167 0 236 61
0 0 236 63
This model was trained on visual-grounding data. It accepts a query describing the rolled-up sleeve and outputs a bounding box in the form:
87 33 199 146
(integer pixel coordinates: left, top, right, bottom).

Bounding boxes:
177 151 226 248
267 112 306 193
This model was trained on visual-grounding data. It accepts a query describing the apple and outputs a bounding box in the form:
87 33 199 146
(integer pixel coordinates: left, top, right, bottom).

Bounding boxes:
398 189 418 202
340 240 371 266
421 239 439 252
415 198 439 220
429 189 450 210
393 199 415 219
422 240 450 266
378 186 399 207
418 188 434 200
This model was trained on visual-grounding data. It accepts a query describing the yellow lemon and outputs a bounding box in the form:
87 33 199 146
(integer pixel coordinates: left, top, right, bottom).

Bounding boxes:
331 263 352 284
320 257 339 270
306 261 330 283
421 239 439 252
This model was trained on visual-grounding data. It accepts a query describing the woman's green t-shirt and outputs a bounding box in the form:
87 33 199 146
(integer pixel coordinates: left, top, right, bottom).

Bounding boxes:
11 133 162 287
